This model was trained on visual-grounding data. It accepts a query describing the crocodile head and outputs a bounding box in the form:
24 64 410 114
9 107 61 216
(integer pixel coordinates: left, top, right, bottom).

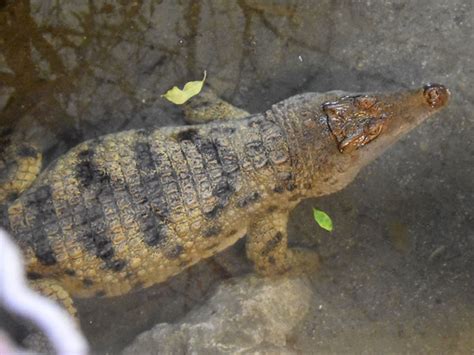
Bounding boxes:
292 84 450 196
322 83 450 166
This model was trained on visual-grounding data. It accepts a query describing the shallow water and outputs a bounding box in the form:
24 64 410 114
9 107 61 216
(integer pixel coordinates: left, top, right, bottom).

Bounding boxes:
0 0 473 353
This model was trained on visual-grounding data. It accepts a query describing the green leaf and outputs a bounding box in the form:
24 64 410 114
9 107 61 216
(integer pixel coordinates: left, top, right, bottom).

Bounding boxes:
162 71 207 105
312 208 333 232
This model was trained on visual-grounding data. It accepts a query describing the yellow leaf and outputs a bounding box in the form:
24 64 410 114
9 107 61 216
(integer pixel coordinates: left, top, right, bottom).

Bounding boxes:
162 71 207 105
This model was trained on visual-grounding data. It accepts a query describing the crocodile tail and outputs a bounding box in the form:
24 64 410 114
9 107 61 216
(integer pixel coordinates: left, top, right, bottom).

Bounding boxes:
0 142 42 205
0 138 42 231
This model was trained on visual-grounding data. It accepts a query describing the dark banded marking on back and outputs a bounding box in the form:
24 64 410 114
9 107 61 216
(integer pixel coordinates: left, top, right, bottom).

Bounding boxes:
133 141 170 247
167 138 199 211
259 117 294 189
259 118 290 166
195 129 241 219
75 147 128 272
192 134 235 212
179 137 220 220
240 117 268 172
150 138 187 221
254 116 297 195
23 185 58 266
75 146 108 188
265 108 297 190
159 139 197 240
292 111 318 185
175 140 203 210
212 136 240 174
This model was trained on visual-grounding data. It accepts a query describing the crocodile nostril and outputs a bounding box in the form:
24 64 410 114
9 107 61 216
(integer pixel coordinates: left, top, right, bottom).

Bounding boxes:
423 83 450 108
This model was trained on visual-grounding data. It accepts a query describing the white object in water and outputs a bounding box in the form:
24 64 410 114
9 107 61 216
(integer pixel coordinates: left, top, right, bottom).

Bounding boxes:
0 228 89 355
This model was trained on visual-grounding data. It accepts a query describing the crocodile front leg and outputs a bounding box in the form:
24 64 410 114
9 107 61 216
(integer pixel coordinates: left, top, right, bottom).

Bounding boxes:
246 211 320 276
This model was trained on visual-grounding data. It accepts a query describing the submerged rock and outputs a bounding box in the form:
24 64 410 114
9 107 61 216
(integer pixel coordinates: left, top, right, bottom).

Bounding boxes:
123 275 313 354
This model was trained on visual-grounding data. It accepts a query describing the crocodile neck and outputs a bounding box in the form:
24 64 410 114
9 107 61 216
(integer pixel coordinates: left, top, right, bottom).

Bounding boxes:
268 93 360 202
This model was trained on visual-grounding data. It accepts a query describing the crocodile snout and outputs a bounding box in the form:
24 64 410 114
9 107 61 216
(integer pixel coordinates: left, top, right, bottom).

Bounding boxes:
423 83 450 108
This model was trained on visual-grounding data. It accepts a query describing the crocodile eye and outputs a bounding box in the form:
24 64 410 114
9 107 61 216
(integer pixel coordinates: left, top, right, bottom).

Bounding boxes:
355 96 376 110
369 124 383 137
364 119 384 139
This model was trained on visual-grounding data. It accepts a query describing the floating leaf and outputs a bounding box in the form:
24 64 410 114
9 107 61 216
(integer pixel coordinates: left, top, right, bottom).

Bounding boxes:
312 208 333 232
162 71 207 105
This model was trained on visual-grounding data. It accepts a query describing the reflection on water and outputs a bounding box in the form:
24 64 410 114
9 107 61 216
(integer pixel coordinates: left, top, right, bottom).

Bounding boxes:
0 0 473 353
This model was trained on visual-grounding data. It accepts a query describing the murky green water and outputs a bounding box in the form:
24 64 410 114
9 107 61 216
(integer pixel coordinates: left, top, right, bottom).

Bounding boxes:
1 1 473 353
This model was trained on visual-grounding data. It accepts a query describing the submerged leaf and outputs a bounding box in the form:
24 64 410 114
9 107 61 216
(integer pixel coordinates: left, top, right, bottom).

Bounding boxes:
312 208 333 232
162 71 207 105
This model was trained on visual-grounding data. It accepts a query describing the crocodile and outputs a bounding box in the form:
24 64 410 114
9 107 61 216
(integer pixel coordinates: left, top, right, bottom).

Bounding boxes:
0 84 450 316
